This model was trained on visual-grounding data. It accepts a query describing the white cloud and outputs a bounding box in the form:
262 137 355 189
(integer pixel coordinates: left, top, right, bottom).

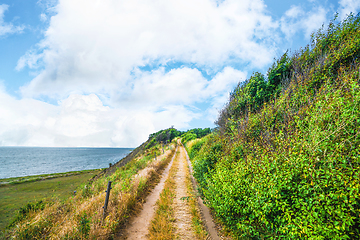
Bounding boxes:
0 88 198 147
40 13 47 22
302 7 328 38
280 5 328 39
16 49 44 71
8 0 282 147
0 4 24 36
18 0 276 99
122 66 245 108
1 66 244 147
338 0 360 19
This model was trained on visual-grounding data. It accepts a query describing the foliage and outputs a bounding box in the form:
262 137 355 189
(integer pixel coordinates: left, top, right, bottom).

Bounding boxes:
186 128 212 138
216 52 292 131
147 127 182 149
146 127 212 149
188 13 360 239
182 132 197 144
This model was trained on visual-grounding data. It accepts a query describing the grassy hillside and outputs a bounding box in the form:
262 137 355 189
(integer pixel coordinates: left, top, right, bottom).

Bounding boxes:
186 14 360 239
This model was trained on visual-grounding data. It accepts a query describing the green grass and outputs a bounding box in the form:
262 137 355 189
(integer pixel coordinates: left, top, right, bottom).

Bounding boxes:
0 169 101 231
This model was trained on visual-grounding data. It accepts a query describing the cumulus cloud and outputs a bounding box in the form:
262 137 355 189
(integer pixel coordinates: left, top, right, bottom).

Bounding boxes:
17 0 276 99
2 65 245 147
338 0 360 19
280 5 328 39
0 87 198 147
8 0 287 147
0 4 24 36
120 66 245 108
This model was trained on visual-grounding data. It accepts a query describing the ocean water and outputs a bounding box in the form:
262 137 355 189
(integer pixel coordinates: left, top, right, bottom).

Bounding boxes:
0 147 133 179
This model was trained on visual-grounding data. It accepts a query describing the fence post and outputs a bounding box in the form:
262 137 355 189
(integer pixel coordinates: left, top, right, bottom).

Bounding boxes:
103 181 112 217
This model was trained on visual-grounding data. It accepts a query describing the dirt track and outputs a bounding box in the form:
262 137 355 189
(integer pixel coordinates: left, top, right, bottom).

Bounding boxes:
118 143 220 239
173 144 196 239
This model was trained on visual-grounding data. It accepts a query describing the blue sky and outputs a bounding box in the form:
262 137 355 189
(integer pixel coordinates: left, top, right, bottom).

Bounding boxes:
0 0 359 147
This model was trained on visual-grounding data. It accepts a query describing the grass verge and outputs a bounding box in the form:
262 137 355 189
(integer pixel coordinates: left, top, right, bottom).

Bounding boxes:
0 169 103 186
148 150 179 240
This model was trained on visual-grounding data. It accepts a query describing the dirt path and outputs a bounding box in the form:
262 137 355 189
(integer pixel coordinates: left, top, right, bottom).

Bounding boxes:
119 147 177 240
172 145 197 239
118 143 220 240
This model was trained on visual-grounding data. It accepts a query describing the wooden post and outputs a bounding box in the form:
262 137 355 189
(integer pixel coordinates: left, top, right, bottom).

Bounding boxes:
103 181 112 217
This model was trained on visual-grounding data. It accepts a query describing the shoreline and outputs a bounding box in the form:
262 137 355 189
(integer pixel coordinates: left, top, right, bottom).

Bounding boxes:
0 169 104 186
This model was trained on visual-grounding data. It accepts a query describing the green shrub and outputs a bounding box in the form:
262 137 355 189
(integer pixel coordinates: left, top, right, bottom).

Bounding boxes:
189 13 360 239
182 132 197 144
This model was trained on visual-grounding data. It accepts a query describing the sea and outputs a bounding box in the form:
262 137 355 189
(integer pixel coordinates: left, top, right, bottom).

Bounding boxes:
0 147 133 179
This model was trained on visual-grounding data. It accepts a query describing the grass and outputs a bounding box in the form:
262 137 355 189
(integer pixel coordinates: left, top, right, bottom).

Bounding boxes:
4 143 177 239
0 169 101 231
0 169 102 185
148 150 179 240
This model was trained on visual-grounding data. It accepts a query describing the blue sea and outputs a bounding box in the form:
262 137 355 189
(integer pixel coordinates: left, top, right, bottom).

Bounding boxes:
0 147 133 179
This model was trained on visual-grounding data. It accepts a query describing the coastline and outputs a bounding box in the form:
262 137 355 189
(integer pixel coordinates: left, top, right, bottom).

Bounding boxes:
0 169 104 186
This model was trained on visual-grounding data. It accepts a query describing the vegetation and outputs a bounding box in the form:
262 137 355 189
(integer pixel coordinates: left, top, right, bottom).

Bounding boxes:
0 169 101 186
3 136 176 239
147 127 212 148
187 14 360 239
0 169 101 232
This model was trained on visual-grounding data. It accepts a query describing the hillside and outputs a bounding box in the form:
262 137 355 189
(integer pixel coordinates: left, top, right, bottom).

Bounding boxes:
186 14 360 239
2 127 212 239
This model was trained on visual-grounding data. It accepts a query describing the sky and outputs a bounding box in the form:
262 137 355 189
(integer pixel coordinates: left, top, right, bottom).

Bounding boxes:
0 0 359 147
